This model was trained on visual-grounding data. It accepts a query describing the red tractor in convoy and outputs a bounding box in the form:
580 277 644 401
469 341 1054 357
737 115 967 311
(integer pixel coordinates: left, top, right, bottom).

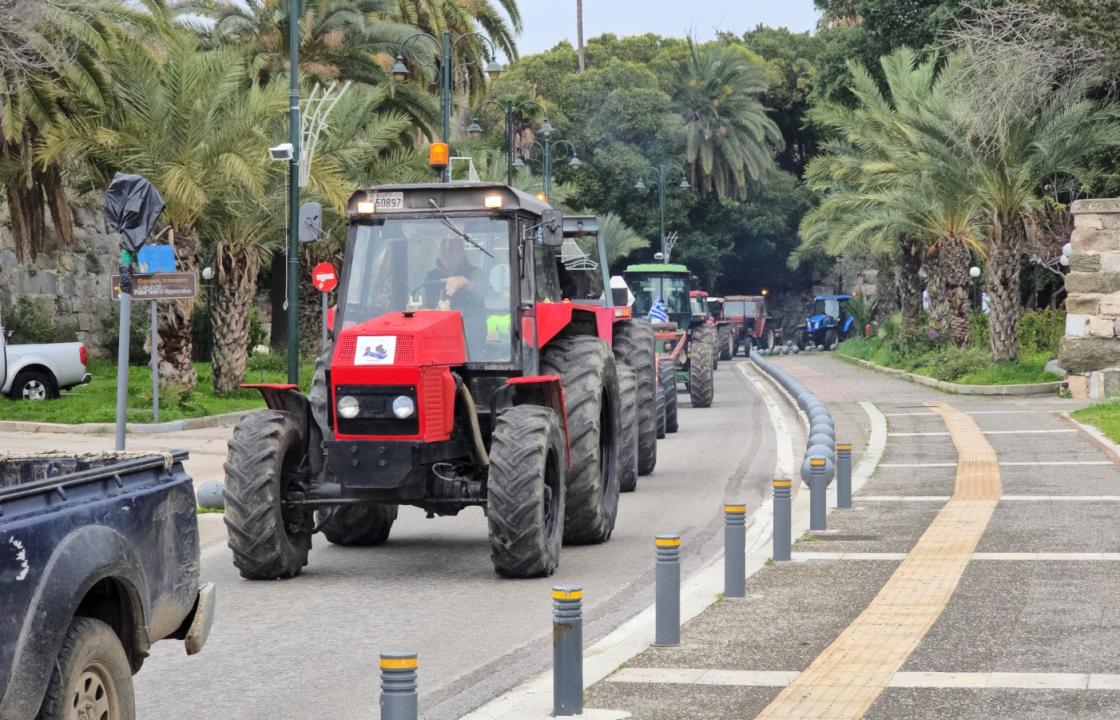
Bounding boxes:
701 295 735 363
724 294 782 356
223 183 660 580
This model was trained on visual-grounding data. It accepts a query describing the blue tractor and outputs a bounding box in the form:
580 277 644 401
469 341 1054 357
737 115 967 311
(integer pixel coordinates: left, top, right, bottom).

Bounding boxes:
796 294 853 351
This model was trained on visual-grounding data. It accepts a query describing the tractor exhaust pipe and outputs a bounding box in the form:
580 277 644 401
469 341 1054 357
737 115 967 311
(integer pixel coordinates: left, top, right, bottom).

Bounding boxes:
458 382 490 467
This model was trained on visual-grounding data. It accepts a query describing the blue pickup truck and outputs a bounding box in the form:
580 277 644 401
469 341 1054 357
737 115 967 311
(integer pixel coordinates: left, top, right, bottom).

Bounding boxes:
0 450 214 720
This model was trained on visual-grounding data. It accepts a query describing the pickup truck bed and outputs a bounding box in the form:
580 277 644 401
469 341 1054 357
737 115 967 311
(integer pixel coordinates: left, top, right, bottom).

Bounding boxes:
0 450 212 720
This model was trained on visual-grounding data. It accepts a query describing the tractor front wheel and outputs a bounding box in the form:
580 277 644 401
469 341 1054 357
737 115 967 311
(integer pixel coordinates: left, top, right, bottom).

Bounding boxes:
487 405 566 578
617 364 639 492
655 372 666 439
224 410 313 580
613 320 657 476
825 328 839 350
660 359 679 432
317 504 398 546
718 325 733 361
689 327 715 408
541 335 620 545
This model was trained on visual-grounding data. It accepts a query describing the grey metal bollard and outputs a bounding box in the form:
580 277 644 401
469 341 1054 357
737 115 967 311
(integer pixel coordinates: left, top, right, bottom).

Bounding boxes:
552 584 583 716
809 457 828 531
724 503 747 598
772 480 792 561
379 652 418 720
836 443 853 509
654 535 681 646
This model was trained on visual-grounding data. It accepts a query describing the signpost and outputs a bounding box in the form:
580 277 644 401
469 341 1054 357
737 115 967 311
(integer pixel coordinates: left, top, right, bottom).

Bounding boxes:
311 262 337 348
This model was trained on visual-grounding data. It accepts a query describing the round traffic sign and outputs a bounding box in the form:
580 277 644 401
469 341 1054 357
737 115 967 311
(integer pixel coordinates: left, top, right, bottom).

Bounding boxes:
311 261 338 293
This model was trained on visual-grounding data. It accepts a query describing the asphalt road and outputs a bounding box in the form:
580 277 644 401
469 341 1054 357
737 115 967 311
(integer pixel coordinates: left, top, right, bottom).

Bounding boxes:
134 358 778 720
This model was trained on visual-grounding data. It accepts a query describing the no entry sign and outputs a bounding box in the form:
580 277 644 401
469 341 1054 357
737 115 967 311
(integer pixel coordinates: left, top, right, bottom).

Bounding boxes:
311 262 338 293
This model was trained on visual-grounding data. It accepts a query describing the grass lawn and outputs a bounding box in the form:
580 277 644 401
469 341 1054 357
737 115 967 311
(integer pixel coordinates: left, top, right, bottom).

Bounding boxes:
837 337 1059 386
0 359 315 424
1071 400 1120 444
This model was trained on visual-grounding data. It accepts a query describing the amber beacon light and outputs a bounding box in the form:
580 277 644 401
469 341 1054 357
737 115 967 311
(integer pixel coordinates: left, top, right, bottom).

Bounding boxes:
429 142 449 173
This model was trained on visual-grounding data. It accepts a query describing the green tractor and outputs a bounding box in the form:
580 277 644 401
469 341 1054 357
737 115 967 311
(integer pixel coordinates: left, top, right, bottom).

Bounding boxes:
623 263 716 410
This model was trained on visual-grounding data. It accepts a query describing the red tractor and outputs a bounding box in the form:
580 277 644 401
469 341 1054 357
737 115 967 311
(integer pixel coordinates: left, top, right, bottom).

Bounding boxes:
724 294 781 355
223 183 654 580
701 295 736 363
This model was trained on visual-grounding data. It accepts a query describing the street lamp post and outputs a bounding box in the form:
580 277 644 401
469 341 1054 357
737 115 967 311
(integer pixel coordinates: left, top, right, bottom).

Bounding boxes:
635 165 690 261
392 31 503 182
285 0 301 383
515 119 582 204
467 99 543 185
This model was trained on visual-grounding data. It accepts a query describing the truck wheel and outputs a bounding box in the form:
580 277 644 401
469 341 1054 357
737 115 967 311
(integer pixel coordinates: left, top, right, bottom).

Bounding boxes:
317 504 398 546
38 617 135 720
487 405 566 578
612 319 657 476
10 369 57 400
540 335 620 545
224 410 312 580
718 325 733 361
617 364 639 492
655 373 666 439
689 327 715 408
660 359 679 433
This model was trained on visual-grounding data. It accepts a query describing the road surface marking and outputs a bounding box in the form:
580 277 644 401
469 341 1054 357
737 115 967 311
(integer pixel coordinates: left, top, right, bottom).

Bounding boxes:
608 668 1120 690
859 495 1120 502
881 461 1110 468
879 462 956 468
754 402 1000 720
792 551 1120 561
984 429 1077 435
888 432 951 437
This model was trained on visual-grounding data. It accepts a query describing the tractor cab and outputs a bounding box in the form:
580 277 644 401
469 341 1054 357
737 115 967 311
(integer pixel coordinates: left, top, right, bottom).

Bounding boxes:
623 263 691 329
689 290 710 324
797 293 853 350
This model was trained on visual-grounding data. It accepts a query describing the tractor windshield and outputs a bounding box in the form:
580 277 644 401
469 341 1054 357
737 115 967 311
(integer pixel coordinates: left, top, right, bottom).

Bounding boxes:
629 275 688 319
813 298 841 318
724 300 756 318
342 217 513 362
690 295 707 317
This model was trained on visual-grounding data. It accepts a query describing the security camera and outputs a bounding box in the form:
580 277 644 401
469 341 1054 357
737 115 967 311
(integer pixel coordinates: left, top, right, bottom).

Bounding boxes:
269 143 294 162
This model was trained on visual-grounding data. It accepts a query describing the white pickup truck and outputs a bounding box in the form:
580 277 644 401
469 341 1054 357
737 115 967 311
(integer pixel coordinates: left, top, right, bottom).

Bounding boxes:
0 304 91 400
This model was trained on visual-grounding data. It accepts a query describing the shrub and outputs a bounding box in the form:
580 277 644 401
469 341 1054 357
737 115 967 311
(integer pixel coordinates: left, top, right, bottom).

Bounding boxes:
100 305 151 364
846 294 877 337
3 298 77 344
922 347 991 381
1017 309 1064 356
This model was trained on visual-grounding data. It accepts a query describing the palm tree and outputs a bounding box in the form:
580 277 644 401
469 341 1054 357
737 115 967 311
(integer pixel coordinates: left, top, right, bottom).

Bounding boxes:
0 0 166 261
599 213 648 266
676 38 784 201
41 34 287 390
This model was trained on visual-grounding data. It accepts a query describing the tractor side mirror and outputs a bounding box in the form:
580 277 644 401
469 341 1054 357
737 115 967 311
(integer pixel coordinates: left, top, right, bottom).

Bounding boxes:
540 210 564 246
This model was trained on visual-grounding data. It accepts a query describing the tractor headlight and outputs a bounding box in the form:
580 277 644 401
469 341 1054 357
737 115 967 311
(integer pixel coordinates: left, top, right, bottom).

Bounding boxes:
392 395 416 419
337 395 361 419
663 341 673 352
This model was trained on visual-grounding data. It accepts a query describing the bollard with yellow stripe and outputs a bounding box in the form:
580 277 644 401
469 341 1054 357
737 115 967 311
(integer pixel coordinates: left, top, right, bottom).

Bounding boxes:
552 584 583 716
654 535 682 646
724 502 747 598
379 652 418 720
773 479 792 561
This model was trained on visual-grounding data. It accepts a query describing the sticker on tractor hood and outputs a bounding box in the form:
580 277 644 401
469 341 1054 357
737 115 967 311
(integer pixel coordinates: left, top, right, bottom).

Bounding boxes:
355 336 397 365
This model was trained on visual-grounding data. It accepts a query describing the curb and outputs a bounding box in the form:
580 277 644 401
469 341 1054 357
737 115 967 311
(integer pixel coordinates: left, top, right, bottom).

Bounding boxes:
0 410 255 435
1061 413 1120 467
834 354 1065 396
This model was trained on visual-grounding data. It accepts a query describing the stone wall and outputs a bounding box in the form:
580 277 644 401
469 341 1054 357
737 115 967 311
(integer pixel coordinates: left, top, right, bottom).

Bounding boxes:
0 202 118 356
1059 198 1120 398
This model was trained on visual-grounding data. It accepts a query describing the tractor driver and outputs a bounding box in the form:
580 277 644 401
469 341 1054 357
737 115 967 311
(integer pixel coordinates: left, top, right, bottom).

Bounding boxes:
424 236 486 350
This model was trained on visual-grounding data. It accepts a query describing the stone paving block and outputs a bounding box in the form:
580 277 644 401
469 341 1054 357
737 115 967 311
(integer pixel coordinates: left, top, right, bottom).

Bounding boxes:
857 467 958 497
793 500 942 553
984 433 1102 462
978 502 1120 553
624 561 900 672
584 681 780 720
968 413 1077 432
903 561 1120 674
864 688 1120 720
997 466 1120 496
879 438 958 465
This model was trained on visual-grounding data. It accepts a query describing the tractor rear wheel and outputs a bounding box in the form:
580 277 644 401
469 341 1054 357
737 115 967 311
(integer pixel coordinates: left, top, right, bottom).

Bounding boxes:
618 364 639 492
689 327 715 408
540 335 620 545
718 325 733 361
317 504 398 546
660 359 679 433
487 405 566 577
825 328 839 350
655 372 666 439
764 328 776 350
224 410 313 580
612 319 657 476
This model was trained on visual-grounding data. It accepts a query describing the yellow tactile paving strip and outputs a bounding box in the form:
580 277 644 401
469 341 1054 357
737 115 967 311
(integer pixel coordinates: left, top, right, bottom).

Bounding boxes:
753 403 1001 720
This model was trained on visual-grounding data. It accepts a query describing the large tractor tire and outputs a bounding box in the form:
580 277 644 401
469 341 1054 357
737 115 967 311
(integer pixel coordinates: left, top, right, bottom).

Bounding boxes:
660 359 679 433
689 326 715 408
487 404 566 577
617 364 639 492
224 410 313 580
825 328 839 350
655 373 666 439
317 504 398 546
612 319 657 476
37 617 135 720
718 325 733 361
540 335 620 545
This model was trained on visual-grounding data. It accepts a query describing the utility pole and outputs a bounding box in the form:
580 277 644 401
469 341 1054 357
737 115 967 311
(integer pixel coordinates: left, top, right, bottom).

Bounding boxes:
576 0 585 73
286 0 301 384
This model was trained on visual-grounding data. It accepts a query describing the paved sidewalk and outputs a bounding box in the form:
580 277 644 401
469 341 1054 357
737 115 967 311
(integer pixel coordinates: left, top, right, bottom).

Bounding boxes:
584 354 1120 719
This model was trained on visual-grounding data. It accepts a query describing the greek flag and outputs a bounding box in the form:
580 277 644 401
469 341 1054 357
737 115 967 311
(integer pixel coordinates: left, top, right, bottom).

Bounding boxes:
648 298 669 322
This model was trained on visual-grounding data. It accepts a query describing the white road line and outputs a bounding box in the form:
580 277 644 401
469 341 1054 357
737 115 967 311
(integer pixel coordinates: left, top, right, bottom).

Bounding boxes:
859 496 951 502
859 495 1120 502
884 412 937 417
791 551 1120 561
606 668 1120 691
879 462 956 468
972 552 1120 561
878 461 1111 468
885 411 1049 417
888 432 950 437
984 429 1077 435
791 552 908 561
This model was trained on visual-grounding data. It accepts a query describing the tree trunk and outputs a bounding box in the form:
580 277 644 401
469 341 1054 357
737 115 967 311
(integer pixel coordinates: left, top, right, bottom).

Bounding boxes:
211 249 259 395
576 0 585 73
926 236 973 347
157 227 199 390
43 164 75 251
6 176 46 263
874 255 900 317
986 217 1024 362
898 238 923 327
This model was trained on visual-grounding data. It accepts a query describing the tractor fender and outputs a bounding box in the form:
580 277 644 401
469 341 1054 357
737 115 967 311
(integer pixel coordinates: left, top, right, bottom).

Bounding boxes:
841 316 854 334
534 302 612 347
240 384 322 476
505 375 571 466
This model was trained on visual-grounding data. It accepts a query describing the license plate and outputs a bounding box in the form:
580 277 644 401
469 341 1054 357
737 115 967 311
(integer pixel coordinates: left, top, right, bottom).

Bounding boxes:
369 192 404 210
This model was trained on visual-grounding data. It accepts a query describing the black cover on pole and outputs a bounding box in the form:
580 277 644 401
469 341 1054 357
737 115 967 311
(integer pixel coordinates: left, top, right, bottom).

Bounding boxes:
104 172 165 253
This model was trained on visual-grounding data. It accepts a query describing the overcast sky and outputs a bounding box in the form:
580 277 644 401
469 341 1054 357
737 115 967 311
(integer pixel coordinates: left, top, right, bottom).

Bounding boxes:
511 0 821 57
